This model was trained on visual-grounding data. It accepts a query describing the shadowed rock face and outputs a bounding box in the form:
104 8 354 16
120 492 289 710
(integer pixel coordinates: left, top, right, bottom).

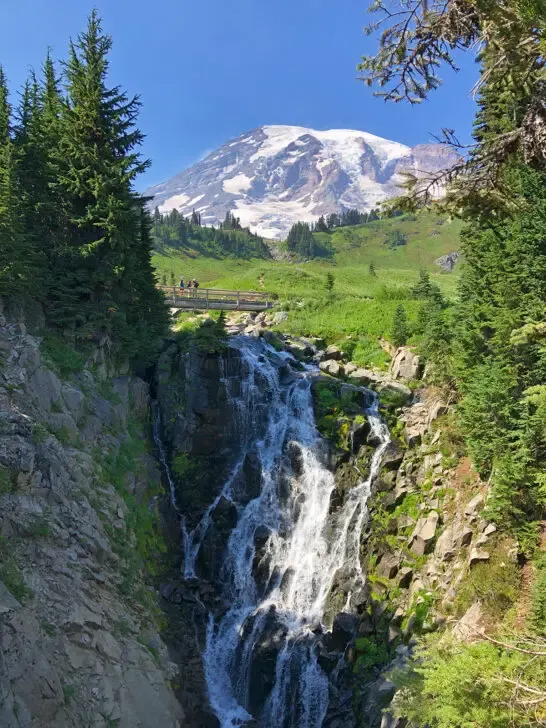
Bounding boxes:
145 125 459 239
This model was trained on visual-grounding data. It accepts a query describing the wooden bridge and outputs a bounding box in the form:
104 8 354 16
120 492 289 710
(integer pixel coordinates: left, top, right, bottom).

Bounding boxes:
159 285 274 312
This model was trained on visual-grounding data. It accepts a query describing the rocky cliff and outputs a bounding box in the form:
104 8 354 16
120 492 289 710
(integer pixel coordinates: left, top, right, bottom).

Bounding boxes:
0 299 183 728
0 297 504 728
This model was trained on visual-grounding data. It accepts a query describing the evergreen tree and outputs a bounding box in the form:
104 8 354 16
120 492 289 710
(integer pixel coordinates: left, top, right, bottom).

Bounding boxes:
48 11 166 360
391 304 408 348
0 66 29 293
369 261 377 277
315 215 328 233
325 272 334 294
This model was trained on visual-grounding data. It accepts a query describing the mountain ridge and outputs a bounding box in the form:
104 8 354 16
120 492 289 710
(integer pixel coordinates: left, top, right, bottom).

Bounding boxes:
146 125 458 239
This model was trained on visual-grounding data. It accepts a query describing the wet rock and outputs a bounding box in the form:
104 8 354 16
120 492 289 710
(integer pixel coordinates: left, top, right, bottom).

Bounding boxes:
246 608 289 716
351 418 371 452
242 450 262 503
331 612 358 651
288 441 305 476
389 347 421 381
382 440 404 471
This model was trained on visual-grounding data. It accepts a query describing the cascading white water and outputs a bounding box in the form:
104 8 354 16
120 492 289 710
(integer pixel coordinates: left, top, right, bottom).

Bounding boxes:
161 338 390 728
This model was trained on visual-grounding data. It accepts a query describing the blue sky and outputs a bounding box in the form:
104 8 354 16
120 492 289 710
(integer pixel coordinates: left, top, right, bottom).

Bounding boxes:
0 0 478 189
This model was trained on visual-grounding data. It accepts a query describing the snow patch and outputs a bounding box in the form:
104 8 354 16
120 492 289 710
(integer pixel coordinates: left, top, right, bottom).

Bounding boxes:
158 193 190 213
223 174 253 194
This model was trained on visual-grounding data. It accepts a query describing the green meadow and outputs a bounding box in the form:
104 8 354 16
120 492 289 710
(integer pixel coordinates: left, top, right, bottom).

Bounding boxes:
153 212 462 368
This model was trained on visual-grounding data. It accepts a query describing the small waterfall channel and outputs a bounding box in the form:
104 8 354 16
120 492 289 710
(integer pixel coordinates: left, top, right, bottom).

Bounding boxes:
153 337 391 728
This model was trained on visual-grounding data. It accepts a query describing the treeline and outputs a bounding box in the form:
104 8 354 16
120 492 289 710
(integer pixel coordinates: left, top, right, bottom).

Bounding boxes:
314 207 386 231
286 207 405 259
0 12 167 366
151 207 270 259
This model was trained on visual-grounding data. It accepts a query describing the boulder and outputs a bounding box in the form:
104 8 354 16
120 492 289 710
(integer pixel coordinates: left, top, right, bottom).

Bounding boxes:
396 566 413 589
348 368 382 387
331 612 358 651
378 381 412 401
377 554 399 580
410 511 439 556
456 524 474 548
61 383 86 423
319 360 344 377
272 311 288 325
453 602 483 641
382 440 405 471
435 251 461 272
390 347 421 381
325 345 343 361
469 548 490 566
344 362 358 376
434 525 456 562
465 493 484 517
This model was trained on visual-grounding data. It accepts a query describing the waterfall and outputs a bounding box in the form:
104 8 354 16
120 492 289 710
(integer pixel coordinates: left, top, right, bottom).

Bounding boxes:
157 337 390 728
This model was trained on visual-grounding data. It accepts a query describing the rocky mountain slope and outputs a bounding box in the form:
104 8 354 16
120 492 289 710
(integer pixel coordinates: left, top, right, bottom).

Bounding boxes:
0 300 183 728
145 125 459 239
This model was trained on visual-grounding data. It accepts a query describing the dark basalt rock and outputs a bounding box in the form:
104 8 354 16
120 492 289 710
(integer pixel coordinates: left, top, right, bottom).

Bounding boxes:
381 440 404 471
330 612 358 652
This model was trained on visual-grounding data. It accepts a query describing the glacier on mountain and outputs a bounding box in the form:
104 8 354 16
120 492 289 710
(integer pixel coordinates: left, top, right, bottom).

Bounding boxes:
145 125 458 239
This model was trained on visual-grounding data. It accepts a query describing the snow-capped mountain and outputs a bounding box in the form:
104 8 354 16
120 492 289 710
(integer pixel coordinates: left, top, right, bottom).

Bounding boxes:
146 125 458 239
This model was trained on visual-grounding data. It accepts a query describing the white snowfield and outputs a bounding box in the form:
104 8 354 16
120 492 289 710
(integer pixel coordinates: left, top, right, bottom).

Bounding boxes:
147 125 456 239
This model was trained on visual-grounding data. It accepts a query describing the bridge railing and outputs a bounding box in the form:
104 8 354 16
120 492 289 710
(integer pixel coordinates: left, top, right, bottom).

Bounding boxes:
157 285 272 309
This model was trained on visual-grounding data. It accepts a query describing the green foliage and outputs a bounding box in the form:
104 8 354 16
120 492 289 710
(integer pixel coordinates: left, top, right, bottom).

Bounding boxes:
62 685 76 704
390 304 408 347
354 636 389 672
325 272 335 293
385 228 407 248
391 636 546 728
172 453 193 480
454 541 520 620
0 465 13 495
152 207 270 259
40 331 86 378
532 554 546 634
1 13 167 368
96 421 167 606
192 315 228 354
454 166 546 547
31 424 50 445
25 517 51 539
0 536 31 603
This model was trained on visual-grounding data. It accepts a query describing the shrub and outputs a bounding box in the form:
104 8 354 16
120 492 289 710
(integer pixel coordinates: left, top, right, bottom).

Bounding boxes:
40 331 85 378
0 465 13 495
454 541 520 620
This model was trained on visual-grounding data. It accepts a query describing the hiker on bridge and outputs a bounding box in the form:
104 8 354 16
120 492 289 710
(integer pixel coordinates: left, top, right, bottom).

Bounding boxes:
179 277 184 291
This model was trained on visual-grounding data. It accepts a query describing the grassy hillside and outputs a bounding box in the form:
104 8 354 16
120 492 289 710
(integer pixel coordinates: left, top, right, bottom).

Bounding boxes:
152 212 462 368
